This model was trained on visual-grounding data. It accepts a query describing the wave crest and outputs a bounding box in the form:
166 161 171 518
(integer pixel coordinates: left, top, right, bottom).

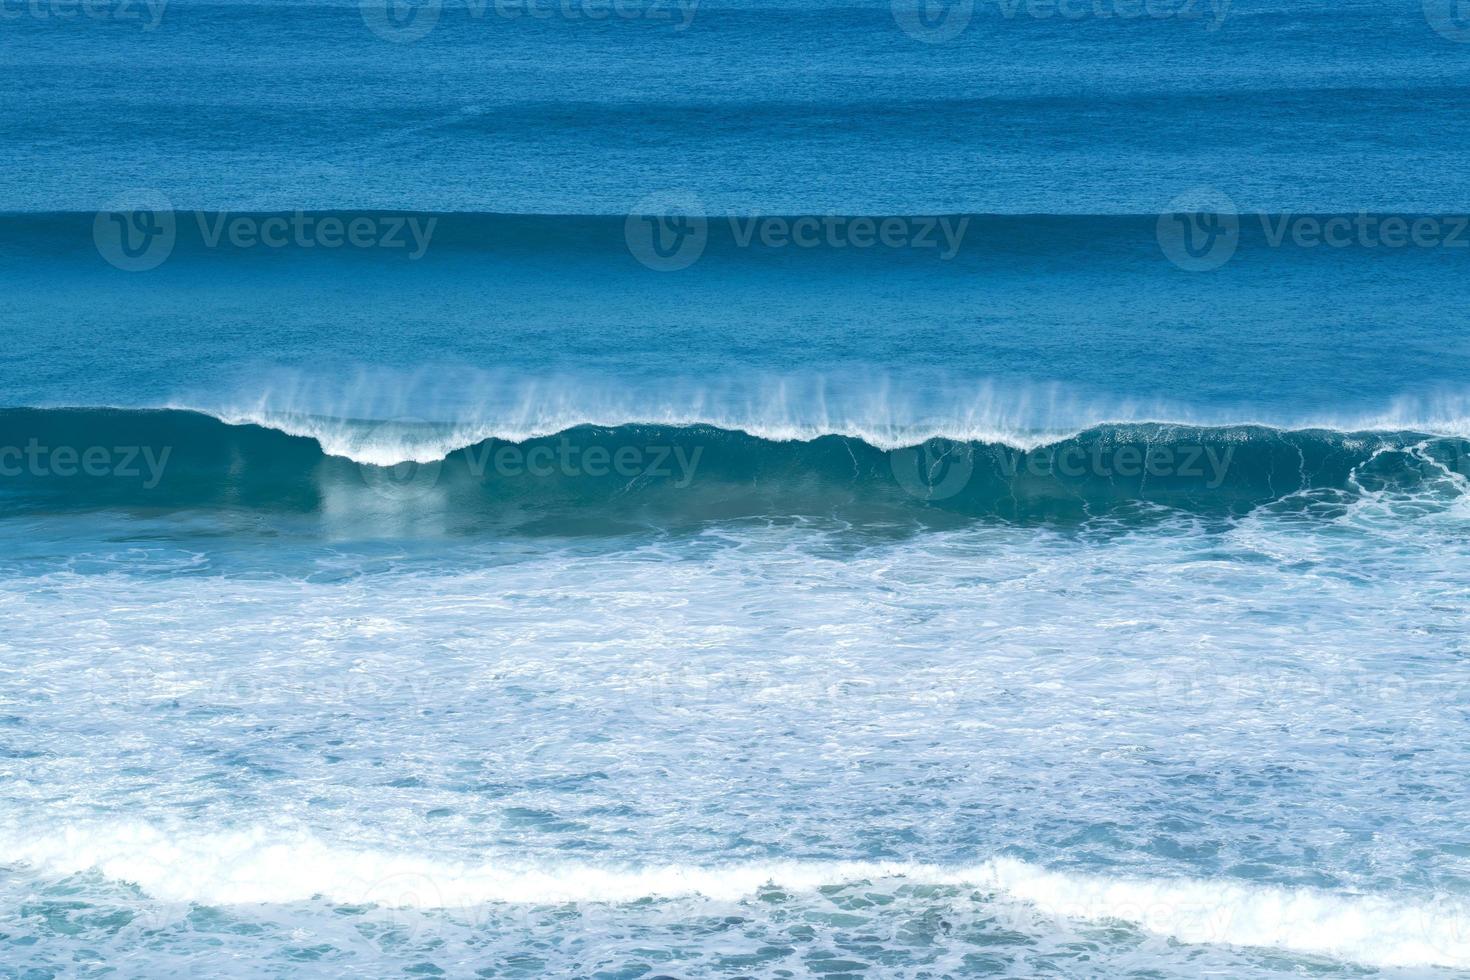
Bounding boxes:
0 408 1465 529
183 369 1470 465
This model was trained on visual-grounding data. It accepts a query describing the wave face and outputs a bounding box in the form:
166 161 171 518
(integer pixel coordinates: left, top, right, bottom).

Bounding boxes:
1 408 1466 531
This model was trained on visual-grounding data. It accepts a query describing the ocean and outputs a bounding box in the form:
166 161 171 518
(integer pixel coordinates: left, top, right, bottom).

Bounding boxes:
3 0 1470 976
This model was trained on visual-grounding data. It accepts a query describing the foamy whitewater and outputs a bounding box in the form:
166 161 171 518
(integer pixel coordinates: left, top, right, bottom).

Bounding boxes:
11 824 1470 970
2 464 1470 975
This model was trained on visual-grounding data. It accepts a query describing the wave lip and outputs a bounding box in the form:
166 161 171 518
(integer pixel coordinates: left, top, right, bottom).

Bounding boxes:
218 407 1470 468
7 822 1470 970
210 407 1087 465
181 372 1470 466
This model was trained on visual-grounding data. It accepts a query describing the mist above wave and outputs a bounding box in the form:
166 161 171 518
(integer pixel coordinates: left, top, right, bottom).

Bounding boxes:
178 369 1470 465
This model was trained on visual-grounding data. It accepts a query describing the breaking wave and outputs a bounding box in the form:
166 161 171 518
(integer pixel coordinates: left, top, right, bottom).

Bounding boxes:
0 407 1465 528
8 822 1470 970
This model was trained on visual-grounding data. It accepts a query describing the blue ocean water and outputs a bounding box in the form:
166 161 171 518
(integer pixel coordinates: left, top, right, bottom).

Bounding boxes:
4 1 1470 977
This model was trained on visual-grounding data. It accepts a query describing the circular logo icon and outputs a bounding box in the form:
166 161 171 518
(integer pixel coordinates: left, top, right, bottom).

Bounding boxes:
1447 439 1470 480
361 870 444 910
1157 186 1240 272
356 419 444 501
636 661 762 724
1425 0 1470 41
1151 651 1245 712
124 899 193 936
86 659 158 707
891 0 974 43
94 190 176 272
360 0 442 43
889 439 976 501
1419 896 1470 965
357 871 445 951
625 190 708 272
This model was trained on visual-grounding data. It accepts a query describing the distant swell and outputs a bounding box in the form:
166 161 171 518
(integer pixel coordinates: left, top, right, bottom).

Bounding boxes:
8 822 1470 970
0 407 1465 528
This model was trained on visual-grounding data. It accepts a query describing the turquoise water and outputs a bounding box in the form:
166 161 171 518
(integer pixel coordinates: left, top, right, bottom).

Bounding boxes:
5 1 1470 977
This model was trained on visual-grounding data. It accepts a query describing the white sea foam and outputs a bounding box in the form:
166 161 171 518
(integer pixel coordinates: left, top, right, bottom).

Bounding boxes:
169 368 1470 465
205 407 1087 465
201 406 1469 468
7 823 1469 970
192 369 1108 462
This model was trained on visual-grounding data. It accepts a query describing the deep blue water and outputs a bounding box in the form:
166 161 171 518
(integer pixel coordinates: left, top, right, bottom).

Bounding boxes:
5 1 1470 213
3 211 1469 427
